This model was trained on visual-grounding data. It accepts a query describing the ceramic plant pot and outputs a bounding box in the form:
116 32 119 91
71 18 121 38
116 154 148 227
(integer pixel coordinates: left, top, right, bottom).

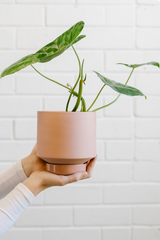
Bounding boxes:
37 111 96 175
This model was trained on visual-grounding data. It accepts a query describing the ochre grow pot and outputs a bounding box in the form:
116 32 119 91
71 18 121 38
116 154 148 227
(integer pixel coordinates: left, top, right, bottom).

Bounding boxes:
37 111 96 175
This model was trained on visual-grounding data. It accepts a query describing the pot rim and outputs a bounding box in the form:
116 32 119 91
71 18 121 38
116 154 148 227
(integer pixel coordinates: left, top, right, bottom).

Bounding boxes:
37 111 96 114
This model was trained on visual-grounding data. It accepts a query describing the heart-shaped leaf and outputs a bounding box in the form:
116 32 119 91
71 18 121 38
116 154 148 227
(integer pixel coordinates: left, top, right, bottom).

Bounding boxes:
0 21 85 78
117 61 160 69
94 71 146 98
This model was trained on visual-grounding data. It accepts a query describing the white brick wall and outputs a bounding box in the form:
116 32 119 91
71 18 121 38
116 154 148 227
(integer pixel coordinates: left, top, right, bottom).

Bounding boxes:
0 1 160 240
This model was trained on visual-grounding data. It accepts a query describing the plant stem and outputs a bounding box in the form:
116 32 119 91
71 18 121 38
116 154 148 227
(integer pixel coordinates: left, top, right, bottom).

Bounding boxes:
92 68 134 112
87 84 105 111
72 91 86 112
31 65 86 111
66 46 82 111
66 73 80 111
72 79 83 112
31 65 70 90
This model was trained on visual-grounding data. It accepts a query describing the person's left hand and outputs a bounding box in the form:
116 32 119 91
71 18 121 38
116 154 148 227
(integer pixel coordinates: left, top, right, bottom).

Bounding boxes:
22 143 46 178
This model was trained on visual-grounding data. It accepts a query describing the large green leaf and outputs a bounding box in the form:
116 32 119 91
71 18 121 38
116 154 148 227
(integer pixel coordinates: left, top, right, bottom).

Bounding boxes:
117 61 160 69
0 21 85 78
37 21 85 63
1 54 40 78
94 71 146 98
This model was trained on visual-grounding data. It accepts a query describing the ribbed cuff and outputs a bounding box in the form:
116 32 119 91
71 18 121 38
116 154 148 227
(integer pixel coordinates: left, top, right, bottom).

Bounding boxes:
16 183 35 203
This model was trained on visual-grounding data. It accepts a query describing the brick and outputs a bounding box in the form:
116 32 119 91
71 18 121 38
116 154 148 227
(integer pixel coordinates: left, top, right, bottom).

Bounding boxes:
135 140 160 161
0 163 13 172
104 184 159 204
16 73 74 95
15 119 37 139
0 0 13 2
0 229 41 240
42 228 100 240
0 141 35 161
47 6 105 26
0 6 43 26
15 207 72 227
102 228 130 240
137 29 160 49
137 0 160 4
44 185 102 205
106 6 134 26
96 141 105 160
0 29 15 49
105 50 160 72
135 119 160 139
17 28 66 49
133 207 160 225
0 76 14 94
137 6 160 27
135 74 160 96
81 162 132 183
82 73 104 95
17 0 74 3
97 119 132 139
132 227 160 240
0 120 12 139
74 206 131 226
106 140 133 160
44 96 75 111
31 192 43 206
84 96 103 118
104 96 132 117
134 162 160 182
77 28 134 49
0 97 42 117
134 97 160 117
77 0 134 4
45 50 104 73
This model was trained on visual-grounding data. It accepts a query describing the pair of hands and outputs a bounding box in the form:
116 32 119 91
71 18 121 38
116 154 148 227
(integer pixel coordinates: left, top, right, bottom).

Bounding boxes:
22 144 97 196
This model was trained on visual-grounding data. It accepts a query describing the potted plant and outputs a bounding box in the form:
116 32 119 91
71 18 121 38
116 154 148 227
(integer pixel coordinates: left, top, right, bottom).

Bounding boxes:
0 21 159 175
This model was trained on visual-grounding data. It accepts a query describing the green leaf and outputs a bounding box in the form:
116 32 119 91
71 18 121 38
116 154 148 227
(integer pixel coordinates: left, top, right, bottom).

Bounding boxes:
36 21 85 63
117 61 160 69
1 54 40 78
94 71 146 98
0 21 85 78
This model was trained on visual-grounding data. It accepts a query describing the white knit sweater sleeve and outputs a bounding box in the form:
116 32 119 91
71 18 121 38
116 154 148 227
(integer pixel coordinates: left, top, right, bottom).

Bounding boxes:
0 161 35 237
0 160 27 199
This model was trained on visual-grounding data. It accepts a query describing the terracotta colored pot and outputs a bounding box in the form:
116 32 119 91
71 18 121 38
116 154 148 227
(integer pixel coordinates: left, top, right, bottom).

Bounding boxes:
37 111 96 175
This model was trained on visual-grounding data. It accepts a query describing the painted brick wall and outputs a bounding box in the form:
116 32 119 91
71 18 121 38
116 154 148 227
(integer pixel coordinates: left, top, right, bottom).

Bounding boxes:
0 0 160 240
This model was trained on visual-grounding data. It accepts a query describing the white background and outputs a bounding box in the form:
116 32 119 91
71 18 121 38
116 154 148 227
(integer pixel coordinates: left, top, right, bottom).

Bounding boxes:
0 0 160 239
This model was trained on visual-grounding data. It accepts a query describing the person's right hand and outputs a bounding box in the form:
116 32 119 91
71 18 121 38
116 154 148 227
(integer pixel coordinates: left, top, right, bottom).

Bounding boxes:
23 156 97 196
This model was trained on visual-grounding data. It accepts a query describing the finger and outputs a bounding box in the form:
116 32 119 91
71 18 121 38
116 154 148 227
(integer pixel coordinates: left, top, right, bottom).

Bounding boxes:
61 171 88 185
86 155 97 177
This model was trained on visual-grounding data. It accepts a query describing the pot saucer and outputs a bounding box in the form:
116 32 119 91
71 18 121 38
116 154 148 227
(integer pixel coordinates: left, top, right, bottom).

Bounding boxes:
46 161 89 175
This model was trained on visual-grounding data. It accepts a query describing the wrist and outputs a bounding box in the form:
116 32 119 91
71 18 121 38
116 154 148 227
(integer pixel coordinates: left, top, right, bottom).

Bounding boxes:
23 173 43 196
21 155 33 178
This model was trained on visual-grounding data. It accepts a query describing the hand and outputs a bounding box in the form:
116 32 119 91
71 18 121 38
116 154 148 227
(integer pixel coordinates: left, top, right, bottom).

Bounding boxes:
23 155 97 196
22 143 46 178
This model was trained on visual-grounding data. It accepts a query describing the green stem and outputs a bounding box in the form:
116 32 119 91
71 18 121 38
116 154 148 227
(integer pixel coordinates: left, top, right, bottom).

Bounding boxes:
92 68 134 112
87 84 105 111
31 65 86 111
31 65 70 90
66 46 82 111
72 79 83 112
72 91 86 112
66 73 80 111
